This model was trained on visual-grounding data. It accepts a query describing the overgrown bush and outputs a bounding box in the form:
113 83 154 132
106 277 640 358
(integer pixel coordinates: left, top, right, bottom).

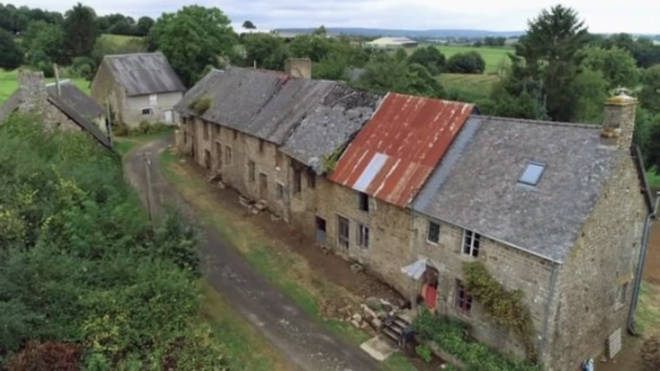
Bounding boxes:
463 261 537 359
412 310 540 371
446 51 486 74
0 114 221 369
415 343 433 363
6 341 81 371
190 97 211 115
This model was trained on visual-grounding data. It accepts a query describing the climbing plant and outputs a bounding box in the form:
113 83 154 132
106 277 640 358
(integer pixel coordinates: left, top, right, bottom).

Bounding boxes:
462 261 537 360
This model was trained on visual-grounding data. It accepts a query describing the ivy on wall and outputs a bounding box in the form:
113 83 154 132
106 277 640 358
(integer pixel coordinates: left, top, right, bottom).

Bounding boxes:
462 261 537 360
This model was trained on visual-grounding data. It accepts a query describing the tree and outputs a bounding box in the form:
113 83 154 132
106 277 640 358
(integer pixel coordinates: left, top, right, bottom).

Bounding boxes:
22 21 67 72
313 25 327 36
446 51 485 74
408 46 445 75
641 64 660 112
355 54 444 98
572 69 608 123
136 16 154 36
507 5 590 121
242 20 256 29
149 6 237 86
581 47 639 89
241 33 289 70
289 34 332 62
0 29 23 69
63 3 98 58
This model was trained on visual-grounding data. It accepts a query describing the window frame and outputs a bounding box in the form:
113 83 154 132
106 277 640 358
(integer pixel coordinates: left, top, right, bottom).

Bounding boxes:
462 230 481 257
141 108 152 116
276 183 285 199
357 224 370 248
225 145 232 165
455 280 473 314
337 215 350 249
518 161 546 186
293 168 302 194
427 221 440 244
203 121 209 140
358 192 369 212
248 160 255 182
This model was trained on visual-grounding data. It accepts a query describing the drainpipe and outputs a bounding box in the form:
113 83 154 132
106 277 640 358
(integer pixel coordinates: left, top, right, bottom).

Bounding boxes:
627 194 659 336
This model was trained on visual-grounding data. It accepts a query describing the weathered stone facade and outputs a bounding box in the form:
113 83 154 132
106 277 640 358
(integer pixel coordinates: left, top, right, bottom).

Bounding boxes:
16 71 81 132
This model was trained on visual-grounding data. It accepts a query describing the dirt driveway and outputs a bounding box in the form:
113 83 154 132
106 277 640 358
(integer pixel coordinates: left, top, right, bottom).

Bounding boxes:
123 136 380 371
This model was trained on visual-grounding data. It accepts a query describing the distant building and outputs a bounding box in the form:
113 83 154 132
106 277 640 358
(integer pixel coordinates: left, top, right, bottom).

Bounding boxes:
0 71 111 148
91 52 185 129
366 36 418 48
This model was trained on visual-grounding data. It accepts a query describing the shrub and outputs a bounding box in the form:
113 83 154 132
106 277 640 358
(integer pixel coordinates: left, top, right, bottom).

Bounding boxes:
7 341 81 371
415 344 433 363
446 51 486 74
190 97 211 115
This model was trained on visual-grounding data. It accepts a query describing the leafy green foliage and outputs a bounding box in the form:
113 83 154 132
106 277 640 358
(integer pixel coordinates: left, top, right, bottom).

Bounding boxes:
135 16 154 36
0 29 23 69
241 33 289 70
462 262 536 360
63 3 98 59
412 310 540 371
641 64 660 112
0 115 221 368
190 97 212 115
408 46 446 75
149 5 237 86
572 69 608 123
21 20 68 72
355 53 444 98
581 47 639 89
446 51 485 74
415 344 432 363
242 20 256 29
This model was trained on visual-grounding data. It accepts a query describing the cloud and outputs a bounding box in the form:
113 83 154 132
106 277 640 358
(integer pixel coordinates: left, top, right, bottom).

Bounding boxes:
8 0 660 34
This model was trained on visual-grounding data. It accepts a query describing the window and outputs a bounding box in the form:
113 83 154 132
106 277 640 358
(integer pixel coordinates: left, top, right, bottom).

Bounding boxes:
456 280 473 313
427 221 440 244
463 230 481 257
293 169 302 194
233 129 238 140
337 216 349 248
214 125 221 136
357 224 370 248
203 122 209 140
358 192 369 212
149 94 158 105
259 139 265 154
248 160 255 182
307 172 316 189
275 151 283 168
141 108 152 116
519 161 545 186
277 183 284 199
225 146 232 165
215 143 222 169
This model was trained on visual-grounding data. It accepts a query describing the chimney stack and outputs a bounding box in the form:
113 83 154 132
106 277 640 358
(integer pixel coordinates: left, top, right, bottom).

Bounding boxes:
17 70 48 116
601 93 637 149
284 58 312 79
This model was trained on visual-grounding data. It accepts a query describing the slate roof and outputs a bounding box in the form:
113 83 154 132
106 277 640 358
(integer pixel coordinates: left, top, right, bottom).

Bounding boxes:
329 93 474 207
104 52 185 96
175 67 380 172
412 115 619 263
46 81 103 120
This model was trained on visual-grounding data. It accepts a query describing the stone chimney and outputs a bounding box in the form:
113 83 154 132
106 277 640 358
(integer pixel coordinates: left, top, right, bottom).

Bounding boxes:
601 93 637 149
17 70 48 116
285 58 312 79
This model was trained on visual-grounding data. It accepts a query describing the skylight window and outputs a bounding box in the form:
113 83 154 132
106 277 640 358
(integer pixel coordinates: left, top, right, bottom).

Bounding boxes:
519 162 545 186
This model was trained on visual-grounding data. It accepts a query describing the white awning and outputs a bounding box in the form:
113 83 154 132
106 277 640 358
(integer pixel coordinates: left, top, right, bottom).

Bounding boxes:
401 258 429 280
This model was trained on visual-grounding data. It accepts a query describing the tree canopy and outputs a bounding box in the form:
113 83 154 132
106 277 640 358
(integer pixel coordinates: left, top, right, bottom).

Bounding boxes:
63 3 98 59
149 5 237 86
446 51 485 74
641 65 660 113
0 28 23 69
408 46 446 75
242 20 256 29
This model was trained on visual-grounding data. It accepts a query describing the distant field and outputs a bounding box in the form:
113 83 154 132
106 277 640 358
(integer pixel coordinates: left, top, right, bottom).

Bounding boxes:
0 69 90 106
437 45 513 74
439 73 500 103
97 33 148 54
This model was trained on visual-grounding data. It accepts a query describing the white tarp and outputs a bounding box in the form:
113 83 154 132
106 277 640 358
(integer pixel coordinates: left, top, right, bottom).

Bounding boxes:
400 258 428 280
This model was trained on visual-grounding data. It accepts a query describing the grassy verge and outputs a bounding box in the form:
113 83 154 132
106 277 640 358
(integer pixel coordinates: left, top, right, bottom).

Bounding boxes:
439 73 500 103
160 148 371 344
199 281 290 371
436 45 513 74
637 283 660 336
114 129 174 156
646 170 660 193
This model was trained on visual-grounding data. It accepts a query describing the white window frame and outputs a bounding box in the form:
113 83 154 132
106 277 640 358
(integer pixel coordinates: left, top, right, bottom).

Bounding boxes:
427 220 440 244
357 224 369 248
149 94 158 106
462 230 481 257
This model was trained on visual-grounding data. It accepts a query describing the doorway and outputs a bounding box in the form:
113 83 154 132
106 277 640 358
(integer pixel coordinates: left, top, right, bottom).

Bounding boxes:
420 266 439 311
204 149 211 169
316 217 327 243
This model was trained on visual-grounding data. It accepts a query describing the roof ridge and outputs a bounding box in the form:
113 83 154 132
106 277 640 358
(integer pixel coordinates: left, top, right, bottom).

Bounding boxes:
104 52 163 58
474 114 600 130
388 92 474 108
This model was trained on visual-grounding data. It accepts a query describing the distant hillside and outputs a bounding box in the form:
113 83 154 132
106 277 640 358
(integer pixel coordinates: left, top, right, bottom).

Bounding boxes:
274 27 524 39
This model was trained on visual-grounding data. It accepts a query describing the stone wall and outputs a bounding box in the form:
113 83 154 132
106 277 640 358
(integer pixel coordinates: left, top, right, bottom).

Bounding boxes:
545 151 647 370
91 62 125 127
17 71 80 132
410 213 555 360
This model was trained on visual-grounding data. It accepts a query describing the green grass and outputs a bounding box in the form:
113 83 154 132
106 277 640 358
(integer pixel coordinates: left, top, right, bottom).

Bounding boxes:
0 68 90 106
439 73 501 103
200 281 290 371
437 45 513 74
114 129 174 157
97 33 148 52
636 283 660 335
646 170 660 193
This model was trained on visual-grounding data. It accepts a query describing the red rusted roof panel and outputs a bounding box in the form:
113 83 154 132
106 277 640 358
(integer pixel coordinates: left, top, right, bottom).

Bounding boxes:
329 93 473 207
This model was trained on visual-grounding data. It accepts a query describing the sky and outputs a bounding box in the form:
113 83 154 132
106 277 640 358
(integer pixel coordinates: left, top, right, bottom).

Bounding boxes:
8 0 660 34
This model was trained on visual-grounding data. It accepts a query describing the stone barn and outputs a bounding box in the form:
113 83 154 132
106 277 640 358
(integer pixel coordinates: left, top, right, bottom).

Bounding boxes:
91 52 185 128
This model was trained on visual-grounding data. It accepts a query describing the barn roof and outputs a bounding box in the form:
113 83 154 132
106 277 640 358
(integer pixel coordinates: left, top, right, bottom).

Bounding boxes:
412 115 619 263
329 93 474 207
104 52 185 96
46 81 103 120
175 67 380 171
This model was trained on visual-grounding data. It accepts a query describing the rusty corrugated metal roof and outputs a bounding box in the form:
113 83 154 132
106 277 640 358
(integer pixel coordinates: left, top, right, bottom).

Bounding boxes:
329 93 473 207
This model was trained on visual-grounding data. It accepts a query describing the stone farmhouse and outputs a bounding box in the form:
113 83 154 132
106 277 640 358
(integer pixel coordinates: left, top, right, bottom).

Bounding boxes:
174 61 653 370
91 52 185 128
0 71 111 148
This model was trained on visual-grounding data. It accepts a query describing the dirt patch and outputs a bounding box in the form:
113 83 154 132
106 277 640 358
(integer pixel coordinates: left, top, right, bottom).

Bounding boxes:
642 336 660 371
